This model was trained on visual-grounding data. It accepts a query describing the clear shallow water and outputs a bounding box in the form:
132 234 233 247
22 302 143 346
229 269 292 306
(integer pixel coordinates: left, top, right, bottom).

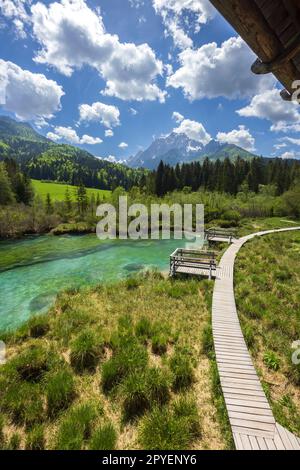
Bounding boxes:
0 234 199 331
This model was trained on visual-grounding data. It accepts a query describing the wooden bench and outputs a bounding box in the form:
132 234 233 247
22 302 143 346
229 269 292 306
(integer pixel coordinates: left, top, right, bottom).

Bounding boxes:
205 227 237 244
170 249 217 279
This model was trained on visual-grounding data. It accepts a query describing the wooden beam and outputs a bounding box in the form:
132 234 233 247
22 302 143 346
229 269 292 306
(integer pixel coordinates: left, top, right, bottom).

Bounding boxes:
209 0 300 94
252 35 300 74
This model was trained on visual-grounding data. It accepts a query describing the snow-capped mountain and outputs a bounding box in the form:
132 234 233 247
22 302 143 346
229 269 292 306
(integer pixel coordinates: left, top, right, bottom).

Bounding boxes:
127 132 256 170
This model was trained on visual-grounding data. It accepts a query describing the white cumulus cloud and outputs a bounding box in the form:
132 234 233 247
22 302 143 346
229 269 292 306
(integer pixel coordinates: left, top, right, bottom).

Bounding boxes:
173 118 211 145
0 59 64 121
0 0 30 38
172 111 184 123
79 101 120 128
237 89 300 133
152 0 215 50
47 126 102 145
31 0 166 102
105 129 114 137
281 137 300 146
279 151 297 160
217 125 255 151
167 37 275 101
118 142 128 149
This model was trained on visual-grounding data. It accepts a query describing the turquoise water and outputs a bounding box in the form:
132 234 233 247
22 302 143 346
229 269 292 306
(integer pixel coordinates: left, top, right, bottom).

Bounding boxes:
0 234 199 331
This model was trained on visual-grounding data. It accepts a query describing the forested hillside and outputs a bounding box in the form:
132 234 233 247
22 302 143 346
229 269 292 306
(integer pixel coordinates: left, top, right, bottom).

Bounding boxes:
0 116 145 190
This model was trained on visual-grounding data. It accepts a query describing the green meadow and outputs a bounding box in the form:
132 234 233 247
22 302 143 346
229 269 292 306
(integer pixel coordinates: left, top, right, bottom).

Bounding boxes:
31 180 111 202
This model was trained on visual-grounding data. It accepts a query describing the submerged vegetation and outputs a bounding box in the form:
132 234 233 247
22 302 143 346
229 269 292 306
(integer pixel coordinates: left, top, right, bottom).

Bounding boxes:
235 231 300 437
0 272 227 450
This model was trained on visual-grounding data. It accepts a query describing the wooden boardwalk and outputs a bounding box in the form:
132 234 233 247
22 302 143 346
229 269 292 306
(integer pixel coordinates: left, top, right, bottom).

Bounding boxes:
212 227 300 450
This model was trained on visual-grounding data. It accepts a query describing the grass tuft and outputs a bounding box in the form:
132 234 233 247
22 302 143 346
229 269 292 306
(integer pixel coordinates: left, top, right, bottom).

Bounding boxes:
139 397 201 450
55 402 98 450
151 333 168 355
46 368 76 417
121 368 170 421
89 422 117 450
101 337 148 394
25 425 45 450
70 329 103 373
169 349 194 391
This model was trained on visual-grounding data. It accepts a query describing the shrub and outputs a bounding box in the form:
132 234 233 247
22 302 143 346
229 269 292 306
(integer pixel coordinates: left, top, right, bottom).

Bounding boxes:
27 315 49 338
55 403 97 450
70 329 103 373
101 338 148 393
89 423 117 450
25 425 45 450
151 334 168 355
46 369 75 417
139 399 200 450
223 210 240 223
135 317 153 341
169 350 194 391
264 351 280 371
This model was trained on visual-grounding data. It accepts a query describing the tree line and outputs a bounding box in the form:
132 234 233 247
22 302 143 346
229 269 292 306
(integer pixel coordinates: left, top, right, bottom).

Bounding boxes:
149 157 300 197
0 159 34 205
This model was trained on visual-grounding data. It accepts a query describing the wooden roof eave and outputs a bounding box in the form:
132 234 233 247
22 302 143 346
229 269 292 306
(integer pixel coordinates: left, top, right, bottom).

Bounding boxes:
210 0 300 97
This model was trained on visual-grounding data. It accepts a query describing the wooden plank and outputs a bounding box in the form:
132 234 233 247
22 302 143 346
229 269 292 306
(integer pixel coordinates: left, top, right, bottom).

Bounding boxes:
233 433 244 450
229 411 275 424
249 436 260 450
240 434 252 450
265 438 277 450
232 426 275 440
227 404 274 417
274 431 286 450
257 437 268 450
225 398 271 409
275 424 294 449
223 387 266 397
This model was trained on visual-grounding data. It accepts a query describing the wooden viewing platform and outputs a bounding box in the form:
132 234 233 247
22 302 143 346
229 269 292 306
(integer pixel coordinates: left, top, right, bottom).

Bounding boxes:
205 227 237 244
170 249 217 279
212 227 300 450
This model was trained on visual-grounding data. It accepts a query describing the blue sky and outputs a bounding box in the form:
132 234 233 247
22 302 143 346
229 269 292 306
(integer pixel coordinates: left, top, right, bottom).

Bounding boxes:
1 0 300 163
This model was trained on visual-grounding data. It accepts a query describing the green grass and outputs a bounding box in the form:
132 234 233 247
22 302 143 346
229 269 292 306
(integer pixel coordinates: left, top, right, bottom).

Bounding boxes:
89 423 117 450
70 328 104 373
25 425 45 450
139 397 201 450
0 272 227 449
46 369 76 417
235 231 300 437
169 348 195 391
54 402 98 450
31 179 110 202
